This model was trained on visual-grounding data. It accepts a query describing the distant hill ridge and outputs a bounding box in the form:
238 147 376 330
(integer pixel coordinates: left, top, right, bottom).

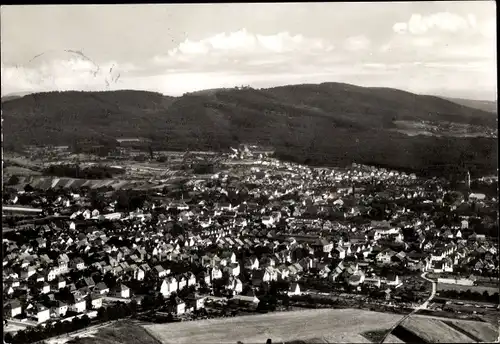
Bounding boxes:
442 97 497 113
2 83 497 174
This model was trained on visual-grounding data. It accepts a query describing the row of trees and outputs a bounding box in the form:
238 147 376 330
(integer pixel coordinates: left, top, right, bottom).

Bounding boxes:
5 301 140 344
438 289 499 303
5 314 91 344
43 164 125 179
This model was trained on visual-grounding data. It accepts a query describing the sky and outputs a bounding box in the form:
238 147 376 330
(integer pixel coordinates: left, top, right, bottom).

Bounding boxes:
1 2 497 100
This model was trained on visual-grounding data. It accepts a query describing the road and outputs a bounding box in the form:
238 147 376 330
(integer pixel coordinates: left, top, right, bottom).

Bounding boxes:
419 272 437 309
379 272 437 344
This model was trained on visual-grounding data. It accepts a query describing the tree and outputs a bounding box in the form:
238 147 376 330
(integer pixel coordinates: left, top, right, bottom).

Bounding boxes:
129 299 138 316
154 292 164 307
81 314 91 327
282 294 290 308
142 295 155 310
4 332 14 343
98 306 109 321
7 175 20 186
71 316 82 331
53 321 63 335
13 330 27 344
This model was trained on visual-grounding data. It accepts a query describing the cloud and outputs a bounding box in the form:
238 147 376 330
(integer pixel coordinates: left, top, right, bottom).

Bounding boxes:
152 29 335 71
1 28 496 100
1 51 129 95
165 29 333 56
383 11 495 69
344 35 371 51
393 12 475 35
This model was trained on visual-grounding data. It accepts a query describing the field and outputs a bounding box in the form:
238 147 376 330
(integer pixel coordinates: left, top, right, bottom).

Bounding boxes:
445 319 499 342
437 283 498 295
143 309 403 344
384 334 406 343
399 316 475 343
55 321 161 344
3 166 42 176
361 330 406 343
14 176 143 191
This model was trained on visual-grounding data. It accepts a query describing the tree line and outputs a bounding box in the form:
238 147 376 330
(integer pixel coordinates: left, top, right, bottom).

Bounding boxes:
43 164 125 180
4 301 140 344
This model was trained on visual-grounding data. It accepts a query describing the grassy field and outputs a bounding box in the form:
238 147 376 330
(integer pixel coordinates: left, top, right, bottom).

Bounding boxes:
143 309 403 344
15 176 142 191
383 334 406 343
3 166 42 176
62 321 161 344
445 319 499 342
437 283 498 295
400 316 475 343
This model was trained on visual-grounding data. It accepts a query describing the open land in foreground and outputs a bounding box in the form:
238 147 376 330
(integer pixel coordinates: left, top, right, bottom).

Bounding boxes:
49 321 162 344
142 309 403 344
52 310 499 344
141 310 499 344
395 314 499 343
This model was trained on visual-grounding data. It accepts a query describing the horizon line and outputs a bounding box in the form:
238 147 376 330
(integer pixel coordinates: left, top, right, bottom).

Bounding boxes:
1 82 497 103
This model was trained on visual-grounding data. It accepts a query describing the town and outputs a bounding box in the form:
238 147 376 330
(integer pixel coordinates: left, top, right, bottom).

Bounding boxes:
2 145 499 344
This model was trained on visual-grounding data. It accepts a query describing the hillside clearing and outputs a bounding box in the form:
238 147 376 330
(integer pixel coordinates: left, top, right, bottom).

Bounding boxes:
400 316 475 343
143 309 403 344
445 319 499 342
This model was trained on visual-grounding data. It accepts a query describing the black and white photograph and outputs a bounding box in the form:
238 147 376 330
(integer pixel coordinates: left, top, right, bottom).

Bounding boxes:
1 2 498 344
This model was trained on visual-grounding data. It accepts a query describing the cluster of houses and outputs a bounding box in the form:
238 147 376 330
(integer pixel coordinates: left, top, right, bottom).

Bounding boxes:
3 158 498 325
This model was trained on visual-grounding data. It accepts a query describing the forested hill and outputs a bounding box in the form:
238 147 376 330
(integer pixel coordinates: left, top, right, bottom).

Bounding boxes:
2 83 497 174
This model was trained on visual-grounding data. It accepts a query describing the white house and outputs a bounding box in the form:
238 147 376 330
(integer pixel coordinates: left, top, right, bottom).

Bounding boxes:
56 278 66 290
41 283 51 294
172 297 186 315
51 301 68 317
134 268 145 281
47 269 58 282
376 249 396 264
245 257 260 270
91 294 103 309
178 276 187 291
116 284 130 298
288 283 301 296
154 265 168 278
5 300 22 318
69 299 87 314
262 216 275 227
160 277 178 296
385 273 400 286
32 304 51 323
225 263 240 277
82 209 92 220
186 294 205 310
232 278 243 294
211 267 223 280
186 273 196 287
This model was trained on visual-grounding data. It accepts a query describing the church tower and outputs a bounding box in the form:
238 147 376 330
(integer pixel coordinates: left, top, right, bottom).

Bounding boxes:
465 170 471 201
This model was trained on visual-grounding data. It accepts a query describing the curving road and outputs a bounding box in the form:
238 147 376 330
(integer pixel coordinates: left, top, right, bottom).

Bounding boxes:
379 272 437 344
